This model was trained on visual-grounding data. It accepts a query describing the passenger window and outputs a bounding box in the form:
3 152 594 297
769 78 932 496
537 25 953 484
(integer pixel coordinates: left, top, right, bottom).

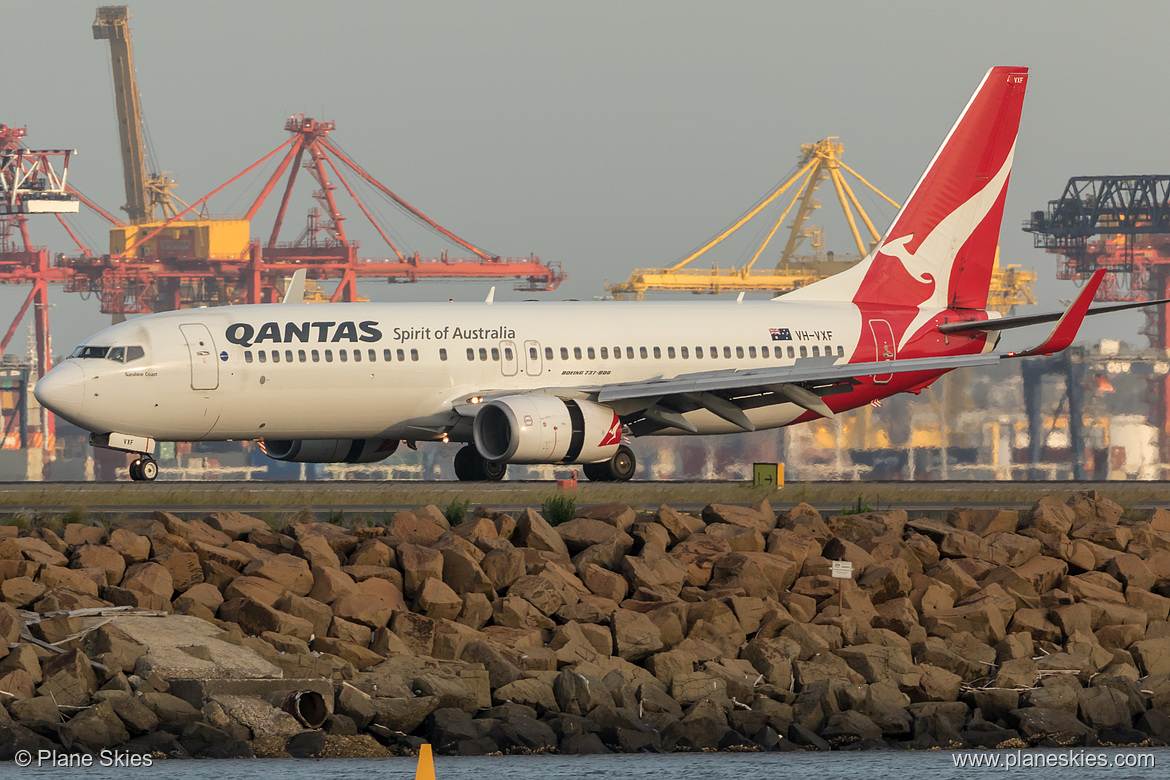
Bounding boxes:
696 347 703 358
837 346 845 357
272 351 281 363
601 347 609 359
245 351 253 363
467 348 475 361
285 350 294 363
399 349 407 362
325 350 333 362
369 349 377 362
710 346 718 357
640 347 648 359
440 348 448 361
573 347 582 360
312 350 320 363
626 347 634 359
800 346 807 358
529 347 538 360
587 347 595 359
667 347 675 359
125 346 145 362
614 347 622 360
761 346 769 358
353 349 362 362
492 347 501 361
339 350 347 362
812 346 820 357
736 346 745 359
299 350 307 362
107 347 125 362
258 351 267 363
479 348 488 361
505 347 514 360
787 346 795 358
560 347 569 360
723 347 732 359
681 346 689 359
545 347 553 360
652 347 661 359
411 349 419 361
384 349 393 361
748 346 757 358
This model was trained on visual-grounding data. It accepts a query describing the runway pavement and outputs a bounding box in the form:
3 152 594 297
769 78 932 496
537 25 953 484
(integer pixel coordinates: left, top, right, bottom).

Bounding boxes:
1 479 1168 516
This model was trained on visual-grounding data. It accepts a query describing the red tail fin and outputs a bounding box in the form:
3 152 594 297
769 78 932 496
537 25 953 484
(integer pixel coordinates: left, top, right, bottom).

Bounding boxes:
786 67 1028 312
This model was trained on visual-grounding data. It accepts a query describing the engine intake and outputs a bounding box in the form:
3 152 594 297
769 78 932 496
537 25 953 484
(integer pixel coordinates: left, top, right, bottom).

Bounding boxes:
263 438 399 463
473 395 621 464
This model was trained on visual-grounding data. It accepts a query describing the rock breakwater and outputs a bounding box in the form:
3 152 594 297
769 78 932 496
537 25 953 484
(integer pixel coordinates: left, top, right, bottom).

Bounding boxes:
1 492 1169 758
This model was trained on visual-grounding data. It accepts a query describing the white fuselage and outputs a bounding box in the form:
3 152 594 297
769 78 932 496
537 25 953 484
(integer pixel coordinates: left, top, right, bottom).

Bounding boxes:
41 298 921 443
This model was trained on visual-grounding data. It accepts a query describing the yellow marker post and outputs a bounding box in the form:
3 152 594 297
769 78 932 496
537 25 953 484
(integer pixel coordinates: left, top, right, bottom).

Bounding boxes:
752 463 784 490
415 743 435 780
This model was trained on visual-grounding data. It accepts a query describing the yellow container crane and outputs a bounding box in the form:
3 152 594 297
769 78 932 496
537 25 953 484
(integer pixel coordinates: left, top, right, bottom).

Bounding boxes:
605 137 1034 314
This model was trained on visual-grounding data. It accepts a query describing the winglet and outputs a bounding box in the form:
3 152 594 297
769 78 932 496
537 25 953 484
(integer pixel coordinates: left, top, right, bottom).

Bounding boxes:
1012 268 1106 357
282 269 307 304
485 286 496 304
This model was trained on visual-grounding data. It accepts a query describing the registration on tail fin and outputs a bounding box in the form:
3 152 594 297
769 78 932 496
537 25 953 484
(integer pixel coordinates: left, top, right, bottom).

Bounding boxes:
785 66 1028 315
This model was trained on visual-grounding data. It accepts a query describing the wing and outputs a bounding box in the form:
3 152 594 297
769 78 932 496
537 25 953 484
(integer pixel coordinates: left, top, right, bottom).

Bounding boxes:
593 269 1113 434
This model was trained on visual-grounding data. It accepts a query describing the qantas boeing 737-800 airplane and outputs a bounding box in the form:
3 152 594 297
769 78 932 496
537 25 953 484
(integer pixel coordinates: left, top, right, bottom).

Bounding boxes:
31 67 1167 482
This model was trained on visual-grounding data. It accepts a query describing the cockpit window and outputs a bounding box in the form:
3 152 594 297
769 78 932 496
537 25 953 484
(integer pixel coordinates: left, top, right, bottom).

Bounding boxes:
68 344 146 363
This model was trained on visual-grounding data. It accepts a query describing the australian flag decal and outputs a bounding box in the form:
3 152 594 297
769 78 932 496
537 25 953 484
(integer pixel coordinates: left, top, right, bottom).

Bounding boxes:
769 328 792 341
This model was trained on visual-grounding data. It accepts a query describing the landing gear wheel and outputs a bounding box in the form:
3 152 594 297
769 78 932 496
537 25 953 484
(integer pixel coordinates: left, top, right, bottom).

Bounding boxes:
480 458 507 482
584 446 637 482
453 445 508 482
129 456 158 482
453 445 478 481
582 461 611 482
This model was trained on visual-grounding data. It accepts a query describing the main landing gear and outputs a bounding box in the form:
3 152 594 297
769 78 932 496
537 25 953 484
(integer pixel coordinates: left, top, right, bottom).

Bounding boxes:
453 445 508 482
583 445 637 482
128 455 158 482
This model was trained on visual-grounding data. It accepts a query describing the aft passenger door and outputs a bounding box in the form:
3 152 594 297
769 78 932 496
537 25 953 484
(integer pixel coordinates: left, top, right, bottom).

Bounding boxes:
179 324 219 390
523 340 543 376
869 319 895 384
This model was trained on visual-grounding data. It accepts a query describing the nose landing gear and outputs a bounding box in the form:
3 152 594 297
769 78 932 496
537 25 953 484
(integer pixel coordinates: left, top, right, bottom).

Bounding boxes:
128 456 158 481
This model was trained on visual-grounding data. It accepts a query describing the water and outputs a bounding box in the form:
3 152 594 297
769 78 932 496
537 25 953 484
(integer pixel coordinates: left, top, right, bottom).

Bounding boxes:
1 750 1164 780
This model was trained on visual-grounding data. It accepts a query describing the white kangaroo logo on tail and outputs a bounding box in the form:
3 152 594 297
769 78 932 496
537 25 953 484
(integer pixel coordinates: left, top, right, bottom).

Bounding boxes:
882 142 1016 349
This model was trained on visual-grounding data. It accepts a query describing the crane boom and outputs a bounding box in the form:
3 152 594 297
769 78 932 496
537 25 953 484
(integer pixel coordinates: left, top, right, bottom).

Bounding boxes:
93 6 149 223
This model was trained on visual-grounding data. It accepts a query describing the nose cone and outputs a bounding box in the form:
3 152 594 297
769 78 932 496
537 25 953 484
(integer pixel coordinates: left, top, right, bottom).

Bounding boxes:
34 362 86 424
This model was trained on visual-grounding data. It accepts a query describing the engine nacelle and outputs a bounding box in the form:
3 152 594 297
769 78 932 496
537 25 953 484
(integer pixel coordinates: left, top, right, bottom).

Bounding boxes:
473 395 622 464
263 438 399 463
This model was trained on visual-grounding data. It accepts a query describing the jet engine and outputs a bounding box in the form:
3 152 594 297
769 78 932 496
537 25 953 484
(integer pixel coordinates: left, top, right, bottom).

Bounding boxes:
473 395 622 464
263 438 399 463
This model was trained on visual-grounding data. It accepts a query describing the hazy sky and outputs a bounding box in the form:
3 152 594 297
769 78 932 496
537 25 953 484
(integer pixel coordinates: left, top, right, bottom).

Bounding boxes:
5 0 1170 355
